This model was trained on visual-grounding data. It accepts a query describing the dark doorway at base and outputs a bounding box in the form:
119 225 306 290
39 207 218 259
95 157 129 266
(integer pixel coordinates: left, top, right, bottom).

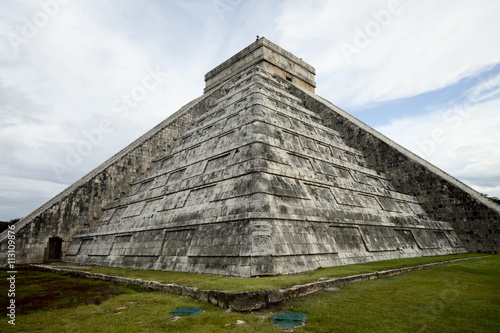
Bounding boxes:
48 237 63 260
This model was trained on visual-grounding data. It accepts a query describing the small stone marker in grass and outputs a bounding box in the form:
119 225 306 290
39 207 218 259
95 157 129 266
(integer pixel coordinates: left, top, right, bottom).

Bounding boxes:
170 307 203 316
272 312 307 328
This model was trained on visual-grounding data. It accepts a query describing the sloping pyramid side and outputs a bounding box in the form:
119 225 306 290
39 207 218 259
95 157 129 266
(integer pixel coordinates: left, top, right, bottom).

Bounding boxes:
66 65 464 276
285 82 500 254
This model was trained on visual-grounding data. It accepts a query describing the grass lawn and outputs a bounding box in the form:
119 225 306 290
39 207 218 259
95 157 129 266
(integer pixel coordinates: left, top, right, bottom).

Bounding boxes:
52 253 482 292
289 254 500 332
1 254 498 332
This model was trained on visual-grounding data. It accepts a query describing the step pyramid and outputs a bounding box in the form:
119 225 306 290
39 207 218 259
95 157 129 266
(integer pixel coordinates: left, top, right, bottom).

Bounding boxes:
65 38 465 276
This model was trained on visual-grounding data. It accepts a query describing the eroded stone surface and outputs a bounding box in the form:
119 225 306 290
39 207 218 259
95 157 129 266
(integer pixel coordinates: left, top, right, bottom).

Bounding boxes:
1 38 497 273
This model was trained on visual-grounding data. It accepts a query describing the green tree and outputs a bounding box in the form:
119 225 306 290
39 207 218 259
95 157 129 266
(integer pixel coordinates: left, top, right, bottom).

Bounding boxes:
0 218 21 233
481 193 500 205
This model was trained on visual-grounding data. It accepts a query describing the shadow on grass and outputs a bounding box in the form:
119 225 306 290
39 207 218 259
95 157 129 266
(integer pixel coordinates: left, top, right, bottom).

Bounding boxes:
0 268 150 315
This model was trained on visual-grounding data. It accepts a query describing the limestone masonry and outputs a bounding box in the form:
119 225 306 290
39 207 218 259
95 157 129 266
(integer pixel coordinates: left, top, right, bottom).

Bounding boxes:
1 38 499 276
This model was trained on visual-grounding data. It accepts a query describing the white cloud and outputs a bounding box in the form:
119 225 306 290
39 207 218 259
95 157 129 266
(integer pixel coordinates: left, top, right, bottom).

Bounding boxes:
0 175 67 220
376 97 500 197
275 0 500 108
466 73 500 103
0 0 227 219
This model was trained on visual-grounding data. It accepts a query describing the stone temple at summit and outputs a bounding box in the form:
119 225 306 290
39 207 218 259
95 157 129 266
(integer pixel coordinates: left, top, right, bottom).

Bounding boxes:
1 38 499 276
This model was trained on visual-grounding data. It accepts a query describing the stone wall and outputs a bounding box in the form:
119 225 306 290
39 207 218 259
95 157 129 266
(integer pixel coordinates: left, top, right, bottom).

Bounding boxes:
286 83 500 253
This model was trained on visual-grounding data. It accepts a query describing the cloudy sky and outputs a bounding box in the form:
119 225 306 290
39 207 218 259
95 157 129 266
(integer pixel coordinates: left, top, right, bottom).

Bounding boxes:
1 0 499 221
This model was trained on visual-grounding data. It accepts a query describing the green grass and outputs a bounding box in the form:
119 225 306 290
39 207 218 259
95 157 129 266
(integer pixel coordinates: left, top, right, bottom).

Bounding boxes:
3 254 499 332
2 255 499 332
56 253 482 292
289 254 500 332
0 268 144 316
1 268 277 333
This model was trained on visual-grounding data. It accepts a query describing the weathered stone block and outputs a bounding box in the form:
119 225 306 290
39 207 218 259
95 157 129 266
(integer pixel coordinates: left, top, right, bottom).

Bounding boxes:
227 291 267 311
